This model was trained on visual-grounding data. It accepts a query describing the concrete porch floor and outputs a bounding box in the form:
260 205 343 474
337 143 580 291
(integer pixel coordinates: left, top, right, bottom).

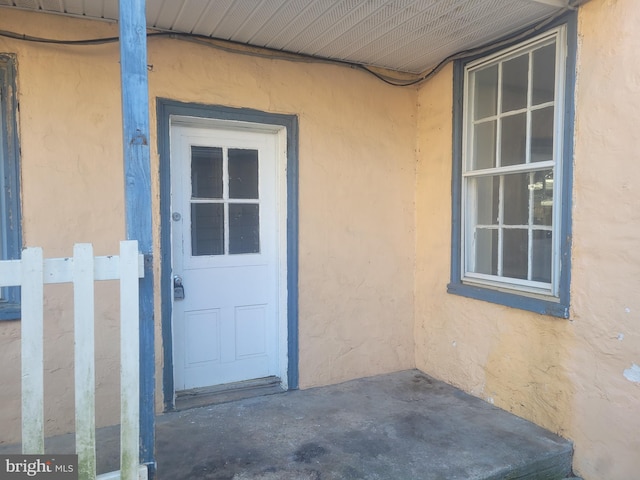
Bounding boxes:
3 370 576 479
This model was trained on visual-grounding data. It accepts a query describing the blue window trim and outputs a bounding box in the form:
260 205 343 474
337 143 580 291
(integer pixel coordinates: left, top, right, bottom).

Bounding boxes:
156 99 299 410
448 12 576 319
0 54 22 321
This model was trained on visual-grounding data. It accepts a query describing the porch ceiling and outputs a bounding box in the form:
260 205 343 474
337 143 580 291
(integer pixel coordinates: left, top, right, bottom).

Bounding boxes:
0 0 571 74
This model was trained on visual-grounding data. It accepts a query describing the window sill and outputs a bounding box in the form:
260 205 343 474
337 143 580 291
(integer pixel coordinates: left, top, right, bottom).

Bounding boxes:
447 282 569 318
0 303 21 321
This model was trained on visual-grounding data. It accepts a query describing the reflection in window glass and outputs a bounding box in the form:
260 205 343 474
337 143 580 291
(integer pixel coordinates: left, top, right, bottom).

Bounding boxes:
532 44 556 105
229 149 259 199
531 107 554 162
500 113 527 166
229 204 260 254
475 176 499 225
501 54 529 112
473 121 496 170
533 170 554 226
473 65 498 120
503 173 529 225
191 146 223 199
532 230 552 283
191 203 224 256
503 229 528 279
475 228 498 276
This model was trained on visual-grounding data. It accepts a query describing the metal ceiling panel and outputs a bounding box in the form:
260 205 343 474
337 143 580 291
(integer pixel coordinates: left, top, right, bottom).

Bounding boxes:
62 0 83 16
0 0 568 74
3 0 40 9
260 0 339 50
225 0 289 44
208 0 262 40
187 0 233 36
150 0 183 30
40 0 63 11
171 0 212 33
397 2 557 72
102 0 118 20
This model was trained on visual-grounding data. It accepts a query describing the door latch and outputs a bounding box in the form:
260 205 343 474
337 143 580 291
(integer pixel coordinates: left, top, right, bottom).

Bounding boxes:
173 275 185 301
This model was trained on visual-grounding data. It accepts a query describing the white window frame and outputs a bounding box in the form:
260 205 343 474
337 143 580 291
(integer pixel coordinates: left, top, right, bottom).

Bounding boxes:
460 26 567 300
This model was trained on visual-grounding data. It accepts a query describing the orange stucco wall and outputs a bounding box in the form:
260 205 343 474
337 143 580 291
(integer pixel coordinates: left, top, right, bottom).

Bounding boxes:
0 9 416 443
414 1 640 479
0 1 639 478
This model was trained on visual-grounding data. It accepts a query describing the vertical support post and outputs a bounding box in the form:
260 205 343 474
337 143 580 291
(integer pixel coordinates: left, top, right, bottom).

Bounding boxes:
21 247 44 454
73 244 97 479
119 0 155 474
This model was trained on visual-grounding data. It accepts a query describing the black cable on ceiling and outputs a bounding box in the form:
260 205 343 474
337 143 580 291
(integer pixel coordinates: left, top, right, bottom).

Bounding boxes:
0 2 581 87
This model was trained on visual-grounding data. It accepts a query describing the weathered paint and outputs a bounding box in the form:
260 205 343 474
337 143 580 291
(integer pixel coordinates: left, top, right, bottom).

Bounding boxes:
119 241 142 480
0 8 416 443
2 243 144 478
415 1 640 479
72 244 97 479
19 247 44 454
623 364 640 384
118 0 155 471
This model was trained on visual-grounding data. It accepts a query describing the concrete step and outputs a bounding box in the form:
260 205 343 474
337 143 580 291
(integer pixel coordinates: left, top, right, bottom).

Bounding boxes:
154 370 575 480
0 370 576 479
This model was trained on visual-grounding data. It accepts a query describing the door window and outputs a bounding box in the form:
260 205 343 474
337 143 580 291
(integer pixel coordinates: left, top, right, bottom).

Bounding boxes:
190 146 260 256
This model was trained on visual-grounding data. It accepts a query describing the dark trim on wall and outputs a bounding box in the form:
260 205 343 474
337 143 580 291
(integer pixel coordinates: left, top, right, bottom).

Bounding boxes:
156 99 299 410
0 54 22 321
447 11 577 319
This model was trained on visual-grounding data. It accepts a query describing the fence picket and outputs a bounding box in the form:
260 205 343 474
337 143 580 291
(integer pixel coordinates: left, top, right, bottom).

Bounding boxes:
73 244 97 479
119 241 140 480
2 241 145 480
20 247 45 454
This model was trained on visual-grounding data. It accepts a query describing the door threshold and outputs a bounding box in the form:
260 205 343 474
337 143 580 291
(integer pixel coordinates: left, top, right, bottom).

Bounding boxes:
174 376 284 411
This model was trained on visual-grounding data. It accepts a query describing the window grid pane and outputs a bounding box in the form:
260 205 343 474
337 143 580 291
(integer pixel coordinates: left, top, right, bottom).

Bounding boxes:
191 146 223 199
190 146 261 257
228 149 259 199
464 34 559 292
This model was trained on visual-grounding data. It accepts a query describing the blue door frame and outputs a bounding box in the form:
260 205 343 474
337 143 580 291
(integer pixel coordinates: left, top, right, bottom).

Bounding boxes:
156 99 300 411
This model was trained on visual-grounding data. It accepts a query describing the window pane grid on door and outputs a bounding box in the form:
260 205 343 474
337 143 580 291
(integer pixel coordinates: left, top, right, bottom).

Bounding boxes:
228 149 259 200
191 202 224 256
191 146 223 199
191 146 261 256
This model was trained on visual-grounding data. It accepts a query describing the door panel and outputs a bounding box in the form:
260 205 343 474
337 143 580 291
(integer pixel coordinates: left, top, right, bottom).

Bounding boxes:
171 124 282 391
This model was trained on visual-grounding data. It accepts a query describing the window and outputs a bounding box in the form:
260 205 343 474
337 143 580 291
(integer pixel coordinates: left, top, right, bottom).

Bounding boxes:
190 146 261 256
0 54 22 320
449 16 575 318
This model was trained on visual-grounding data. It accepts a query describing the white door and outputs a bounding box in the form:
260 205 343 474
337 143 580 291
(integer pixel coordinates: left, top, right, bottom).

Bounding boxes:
170 122 284 391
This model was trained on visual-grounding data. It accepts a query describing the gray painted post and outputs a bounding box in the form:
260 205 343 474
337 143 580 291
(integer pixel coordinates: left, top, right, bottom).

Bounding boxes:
118 0 155 474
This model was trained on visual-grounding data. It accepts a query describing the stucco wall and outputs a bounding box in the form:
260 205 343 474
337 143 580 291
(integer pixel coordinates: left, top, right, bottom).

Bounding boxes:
0 9 416 444
414 1 640 479
3 3 637 478
0 12 128 446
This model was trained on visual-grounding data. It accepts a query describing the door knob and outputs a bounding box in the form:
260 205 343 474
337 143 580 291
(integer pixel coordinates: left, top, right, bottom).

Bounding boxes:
173 275 185 301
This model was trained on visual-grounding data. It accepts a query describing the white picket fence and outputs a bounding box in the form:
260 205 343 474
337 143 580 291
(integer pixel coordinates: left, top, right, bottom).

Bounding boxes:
0 241 147 480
